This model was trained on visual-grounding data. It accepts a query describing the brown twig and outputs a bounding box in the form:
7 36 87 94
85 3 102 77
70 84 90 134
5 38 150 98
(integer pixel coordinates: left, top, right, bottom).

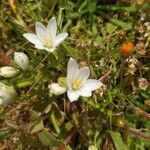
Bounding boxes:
64 128 77 145
102 137 110 150
120 127 150 142
135 107 150 120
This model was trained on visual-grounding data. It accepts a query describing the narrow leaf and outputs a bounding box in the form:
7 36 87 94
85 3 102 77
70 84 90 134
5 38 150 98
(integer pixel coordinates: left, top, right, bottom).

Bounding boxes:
110 131 127 150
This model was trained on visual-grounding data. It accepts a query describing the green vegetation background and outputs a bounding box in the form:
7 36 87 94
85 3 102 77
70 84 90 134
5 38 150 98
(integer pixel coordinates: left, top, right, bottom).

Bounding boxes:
0 0 150 149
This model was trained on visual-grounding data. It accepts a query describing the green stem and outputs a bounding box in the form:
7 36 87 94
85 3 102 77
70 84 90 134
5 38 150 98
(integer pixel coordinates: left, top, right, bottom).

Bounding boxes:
120 58 126 94
15 77 34 88
83 98 100 109
50 111 60 134
58 7 64 30
34 54 49 71
97 5 137 12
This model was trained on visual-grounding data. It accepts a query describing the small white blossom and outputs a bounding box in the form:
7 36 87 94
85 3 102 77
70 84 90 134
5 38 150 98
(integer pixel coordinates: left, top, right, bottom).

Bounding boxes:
48 83 67 96
23 17 68 52
138 78 149 91
67 58 103 102
0 66 19 78
14 52 29 70
0 82 17 105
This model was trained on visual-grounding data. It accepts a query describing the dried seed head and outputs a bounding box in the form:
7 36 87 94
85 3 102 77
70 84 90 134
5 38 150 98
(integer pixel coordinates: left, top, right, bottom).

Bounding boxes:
138 78 149 91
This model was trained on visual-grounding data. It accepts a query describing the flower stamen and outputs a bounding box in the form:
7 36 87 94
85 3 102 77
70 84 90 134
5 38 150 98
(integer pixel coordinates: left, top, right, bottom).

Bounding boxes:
72 79 81 90
43 38 53 48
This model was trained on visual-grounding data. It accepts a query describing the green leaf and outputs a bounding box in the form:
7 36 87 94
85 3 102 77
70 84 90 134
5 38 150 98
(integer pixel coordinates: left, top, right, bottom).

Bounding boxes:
110 131 127 150
140 91 150 99
0 128 11 139
106 23 117 34
83 98 100 109
109 18 132 30
67 13 81 19
65 122 73 131
78 1 87 13
95 36 105 49
87 0 97 13
92 23 98 36
38 131 62 147
144 121 150 130
59 0 68 7
97 5 137 13
63 43 84 60
15 77 34 88
50 111 60 134
30 120 44 134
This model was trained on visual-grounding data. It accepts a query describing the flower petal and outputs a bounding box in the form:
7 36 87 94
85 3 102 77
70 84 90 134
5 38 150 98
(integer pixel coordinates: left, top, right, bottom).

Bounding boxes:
47 17 57 38
35 44 45 50
23 33 41 45
54 32 68 47
48 83 67 95
43 47 56 52
67 58 79 89
83 79 103 91
77 88 92 97
0 98 3 105
76 67 90 83
36 22 48 41
67 90 79 102
77 79 103 97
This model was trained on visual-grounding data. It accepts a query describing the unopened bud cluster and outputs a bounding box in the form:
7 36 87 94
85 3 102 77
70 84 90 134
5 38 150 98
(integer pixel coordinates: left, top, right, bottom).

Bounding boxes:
0 52 29 105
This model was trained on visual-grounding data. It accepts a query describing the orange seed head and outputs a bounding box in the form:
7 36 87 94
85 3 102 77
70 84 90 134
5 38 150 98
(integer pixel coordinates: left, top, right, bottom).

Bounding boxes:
120 42 133 57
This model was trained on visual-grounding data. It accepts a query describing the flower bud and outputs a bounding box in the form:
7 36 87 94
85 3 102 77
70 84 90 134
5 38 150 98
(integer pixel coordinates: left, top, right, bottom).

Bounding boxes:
58 77 67 87
0 82 17 105
0 66 19 78
48 83 67 96
14 52 29 70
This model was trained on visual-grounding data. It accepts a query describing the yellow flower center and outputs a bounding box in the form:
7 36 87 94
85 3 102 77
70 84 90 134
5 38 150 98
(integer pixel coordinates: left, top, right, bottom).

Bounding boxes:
72 79 81 90
43 38 53 48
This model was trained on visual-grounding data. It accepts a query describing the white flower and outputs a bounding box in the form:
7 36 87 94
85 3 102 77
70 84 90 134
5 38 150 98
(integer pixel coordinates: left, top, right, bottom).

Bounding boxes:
23 17 68 52
0 82 17 105
67 58 103 102
14 52 29 70
0 66 19 78
48 83 67 96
